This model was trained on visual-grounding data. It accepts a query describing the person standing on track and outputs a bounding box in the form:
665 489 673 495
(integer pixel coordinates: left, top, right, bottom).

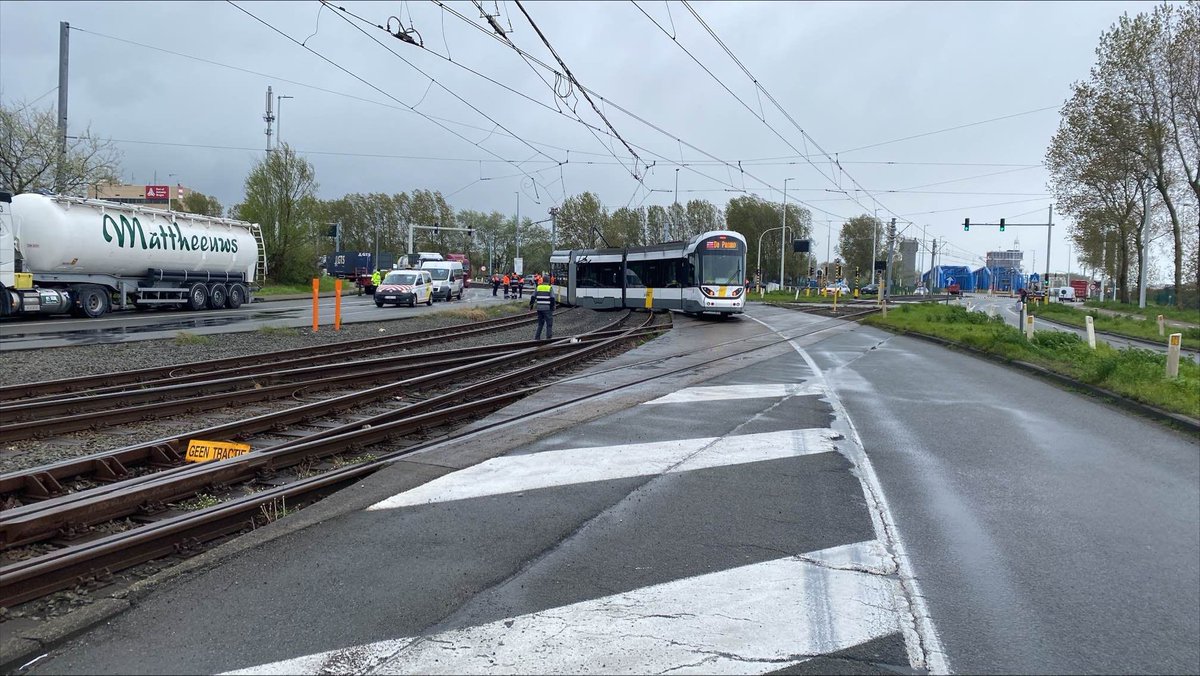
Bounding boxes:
530 278 555 340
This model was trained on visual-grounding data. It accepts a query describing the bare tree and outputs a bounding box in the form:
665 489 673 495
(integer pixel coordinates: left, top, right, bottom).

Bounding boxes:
0 100 120 195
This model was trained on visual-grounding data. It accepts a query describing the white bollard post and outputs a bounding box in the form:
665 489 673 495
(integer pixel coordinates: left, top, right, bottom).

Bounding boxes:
795 288 800 301
1166 333 1182 378
1158 314 1165 336
1020 304 1027 331
1085 315 1096 349
1025 314 1035 340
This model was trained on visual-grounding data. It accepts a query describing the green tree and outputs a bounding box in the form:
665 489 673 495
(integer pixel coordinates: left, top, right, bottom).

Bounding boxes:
0 100 120 195
725 195 812 286
177 190 224 217
232 143 320 284
836 214 882 283
556 192 609 248
608 206 647 247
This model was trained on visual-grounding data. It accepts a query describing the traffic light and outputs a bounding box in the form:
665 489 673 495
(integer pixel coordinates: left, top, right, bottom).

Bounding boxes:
963 218 970 232
808 265 815 277
433 222 440 235
325 223 339 238
835 262 842 278
999 218 1006 232
468 227 475 238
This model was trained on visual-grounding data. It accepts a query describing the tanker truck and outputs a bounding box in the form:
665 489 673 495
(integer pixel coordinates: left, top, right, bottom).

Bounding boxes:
0 191 264 319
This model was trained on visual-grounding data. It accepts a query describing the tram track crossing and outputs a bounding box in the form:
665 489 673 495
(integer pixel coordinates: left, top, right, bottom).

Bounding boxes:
0 306 882 611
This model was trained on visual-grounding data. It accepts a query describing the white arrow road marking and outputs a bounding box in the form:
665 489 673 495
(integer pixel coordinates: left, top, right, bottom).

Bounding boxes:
643 383 825 404
224 541 901 676
367 429 839 511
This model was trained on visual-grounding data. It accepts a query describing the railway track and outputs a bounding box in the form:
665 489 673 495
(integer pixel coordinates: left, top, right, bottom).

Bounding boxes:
0 310 556 402
0 311 668 607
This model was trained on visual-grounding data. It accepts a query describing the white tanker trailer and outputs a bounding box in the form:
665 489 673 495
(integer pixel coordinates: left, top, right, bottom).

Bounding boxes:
0 191 264 319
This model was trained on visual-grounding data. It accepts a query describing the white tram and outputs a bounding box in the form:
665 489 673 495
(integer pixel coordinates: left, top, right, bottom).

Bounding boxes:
549 230 747 316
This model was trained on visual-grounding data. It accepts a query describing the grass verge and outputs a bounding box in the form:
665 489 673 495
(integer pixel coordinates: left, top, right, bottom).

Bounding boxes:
1035 302 1199 351
864 303 1199 420
257 277 344 296
1084 299 1200 325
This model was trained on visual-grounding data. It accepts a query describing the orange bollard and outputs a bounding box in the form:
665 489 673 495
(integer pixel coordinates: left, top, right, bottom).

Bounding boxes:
311 278 319 332
334 279 343 330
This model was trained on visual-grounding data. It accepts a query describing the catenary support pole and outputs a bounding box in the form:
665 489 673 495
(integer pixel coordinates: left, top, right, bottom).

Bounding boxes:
55 22 69 193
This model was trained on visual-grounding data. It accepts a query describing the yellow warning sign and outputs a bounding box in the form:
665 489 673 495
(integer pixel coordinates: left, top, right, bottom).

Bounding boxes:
185 439 252 463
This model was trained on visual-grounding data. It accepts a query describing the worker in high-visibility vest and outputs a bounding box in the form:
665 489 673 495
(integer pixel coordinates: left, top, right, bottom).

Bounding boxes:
370 269 382 292
502 273 511 298
529 279 555 340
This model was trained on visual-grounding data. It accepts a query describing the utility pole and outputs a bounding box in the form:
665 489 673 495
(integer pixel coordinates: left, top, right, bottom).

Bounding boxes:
55 21 69 194
871 210 880 284
930 239 938 289
264 86 275 152
549 206 559 251
515 192 521 262
885 218 897 298
1044 204 1053 292
781 178 792 289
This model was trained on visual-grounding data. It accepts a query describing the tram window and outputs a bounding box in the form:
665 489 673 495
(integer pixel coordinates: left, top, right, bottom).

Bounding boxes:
577 261 621 288
551 262 569 285
627 257 686 288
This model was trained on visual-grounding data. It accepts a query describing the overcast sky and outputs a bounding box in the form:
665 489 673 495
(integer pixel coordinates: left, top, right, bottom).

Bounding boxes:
0 0 1166 278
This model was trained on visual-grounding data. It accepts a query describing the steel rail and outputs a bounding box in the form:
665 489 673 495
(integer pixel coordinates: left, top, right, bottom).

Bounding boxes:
0 316 659 605
0 317 657 512
0 310 560 402
0 324 667 500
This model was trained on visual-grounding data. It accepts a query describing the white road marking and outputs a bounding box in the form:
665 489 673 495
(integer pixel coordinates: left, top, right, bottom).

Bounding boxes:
223 541 900 676
643 383 825 404
749 313 950 673
368 429 839 511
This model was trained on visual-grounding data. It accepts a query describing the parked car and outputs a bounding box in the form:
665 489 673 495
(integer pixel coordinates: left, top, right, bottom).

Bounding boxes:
374 269 434 307
913 286 930 296
859 283 879 295
825 283 851 295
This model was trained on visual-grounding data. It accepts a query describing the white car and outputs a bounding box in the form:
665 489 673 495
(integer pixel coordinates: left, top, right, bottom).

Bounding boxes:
374 270 434 307
825 284 851 295
914 286 930 296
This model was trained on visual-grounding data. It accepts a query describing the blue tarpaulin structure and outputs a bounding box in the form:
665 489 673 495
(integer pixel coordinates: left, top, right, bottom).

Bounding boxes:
973 266 1028 292
923 265 975 291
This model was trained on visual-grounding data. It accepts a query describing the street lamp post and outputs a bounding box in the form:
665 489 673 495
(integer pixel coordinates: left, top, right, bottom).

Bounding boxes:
757 225 791 293
167 173 176 211
514 192 521 268
277 94 294 147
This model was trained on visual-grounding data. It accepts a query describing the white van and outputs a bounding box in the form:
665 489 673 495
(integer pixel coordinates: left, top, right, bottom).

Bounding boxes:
1051 286 1077 303
421 260 465 301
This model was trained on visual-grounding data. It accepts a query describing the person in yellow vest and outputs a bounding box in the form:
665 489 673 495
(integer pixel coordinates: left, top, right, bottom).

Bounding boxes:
529 279 555 339
371 269 382 288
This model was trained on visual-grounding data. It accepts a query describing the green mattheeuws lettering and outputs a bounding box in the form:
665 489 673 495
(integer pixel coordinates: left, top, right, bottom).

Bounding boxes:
103 214 238 253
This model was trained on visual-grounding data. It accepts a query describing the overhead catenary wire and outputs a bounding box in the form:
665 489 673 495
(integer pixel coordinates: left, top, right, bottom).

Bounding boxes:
430 0 849 220
512 0 647 181
225 1 560 205
835 105 1061 155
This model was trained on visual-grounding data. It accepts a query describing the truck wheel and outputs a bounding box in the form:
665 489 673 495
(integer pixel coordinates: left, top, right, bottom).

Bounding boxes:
207 284 228 310
187 283 208 311
227 284 247 309
74 285 110 319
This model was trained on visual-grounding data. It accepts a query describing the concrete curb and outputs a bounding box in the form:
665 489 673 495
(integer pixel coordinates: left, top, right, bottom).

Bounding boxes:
878 326 1200 435
1033 314 1199 357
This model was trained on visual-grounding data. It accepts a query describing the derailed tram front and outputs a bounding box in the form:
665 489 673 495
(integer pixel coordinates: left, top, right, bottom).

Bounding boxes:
684 231 746 316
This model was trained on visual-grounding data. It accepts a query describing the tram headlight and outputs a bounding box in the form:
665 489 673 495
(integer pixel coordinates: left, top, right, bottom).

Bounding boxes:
701 286 716 298
731 287 743 298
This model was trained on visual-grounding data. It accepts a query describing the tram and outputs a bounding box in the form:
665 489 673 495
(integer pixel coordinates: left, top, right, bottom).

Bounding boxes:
549 230 747 316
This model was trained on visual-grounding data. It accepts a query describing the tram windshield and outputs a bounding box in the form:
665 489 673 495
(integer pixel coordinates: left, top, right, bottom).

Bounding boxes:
698 238 745 285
